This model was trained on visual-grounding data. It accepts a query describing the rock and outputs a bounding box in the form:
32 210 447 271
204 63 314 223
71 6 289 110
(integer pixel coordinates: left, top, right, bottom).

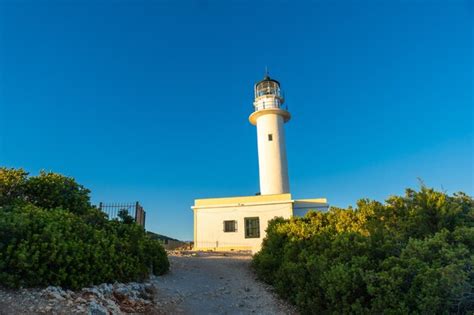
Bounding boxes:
88 300 108 315
97 283 113 295
114 283 128 295
144 283 154 294
136 297 151 305
82 287 104 300
75 305 86 313
0 279 158 315
130 282 143 292
103 299 123 315
42 286 67 300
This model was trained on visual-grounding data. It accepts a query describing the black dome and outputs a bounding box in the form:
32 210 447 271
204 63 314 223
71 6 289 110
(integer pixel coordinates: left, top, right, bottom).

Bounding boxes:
255 74 280 87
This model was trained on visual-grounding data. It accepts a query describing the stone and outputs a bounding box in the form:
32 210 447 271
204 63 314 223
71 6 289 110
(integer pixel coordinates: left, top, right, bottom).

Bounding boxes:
103 299 123 315
42 286 67 301
82 287 104 300
75 305 86 313
144 283 154 294
97 283 113 295
114 284 128 295
88 300 108 315
130 282 142 291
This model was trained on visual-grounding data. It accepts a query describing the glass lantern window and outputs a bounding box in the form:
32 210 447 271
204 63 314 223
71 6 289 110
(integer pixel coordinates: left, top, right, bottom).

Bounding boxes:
256 81 280 97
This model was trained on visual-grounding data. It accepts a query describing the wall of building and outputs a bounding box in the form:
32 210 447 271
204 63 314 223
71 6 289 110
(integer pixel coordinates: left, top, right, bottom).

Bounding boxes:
293 199 329 217
193 200 293 252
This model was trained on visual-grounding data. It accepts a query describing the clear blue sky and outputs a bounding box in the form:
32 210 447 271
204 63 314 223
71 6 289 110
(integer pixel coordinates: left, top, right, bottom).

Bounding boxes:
1 0 472 240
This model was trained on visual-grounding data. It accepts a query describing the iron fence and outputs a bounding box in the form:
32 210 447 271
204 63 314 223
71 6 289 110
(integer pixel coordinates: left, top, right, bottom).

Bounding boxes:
98 201 146 227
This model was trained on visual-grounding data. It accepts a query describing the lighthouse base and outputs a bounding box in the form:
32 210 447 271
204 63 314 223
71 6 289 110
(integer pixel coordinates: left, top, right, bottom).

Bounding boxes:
191 193 328 253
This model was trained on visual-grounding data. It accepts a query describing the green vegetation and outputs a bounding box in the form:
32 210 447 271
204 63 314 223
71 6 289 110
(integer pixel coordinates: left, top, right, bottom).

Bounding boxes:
253 186 474 314
147 231 181 243
0 168 169 289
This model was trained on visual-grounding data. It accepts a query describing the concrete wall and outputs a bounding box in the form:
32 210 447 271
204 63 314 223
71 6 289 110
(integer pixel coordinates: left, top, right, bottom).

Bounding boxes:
193 198 293 252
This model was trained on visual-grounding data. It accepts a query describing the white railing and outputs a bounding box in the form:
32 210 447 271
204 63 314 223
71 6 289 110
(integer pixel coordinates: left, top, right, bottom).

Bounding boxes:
254 100 288 111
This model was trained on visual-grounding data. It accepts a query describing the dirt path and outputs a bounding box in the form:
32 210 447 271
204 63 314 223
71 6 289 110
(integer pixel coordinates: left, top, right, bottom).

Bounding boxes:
151 252 296 315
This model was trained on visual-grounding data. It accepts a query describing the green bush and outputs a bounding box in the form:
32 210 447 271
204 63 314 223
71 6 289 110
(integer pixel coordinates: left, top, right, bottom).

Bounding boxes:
0 167 169 289
24 171 92 216
253 187 474 314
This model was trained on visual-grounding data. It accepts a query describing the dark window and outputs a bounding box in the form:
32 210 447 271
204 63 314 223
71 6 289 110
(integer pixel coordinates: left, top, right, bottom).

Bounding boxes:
268 134 273 141
223 220 237 232
244 217 260 238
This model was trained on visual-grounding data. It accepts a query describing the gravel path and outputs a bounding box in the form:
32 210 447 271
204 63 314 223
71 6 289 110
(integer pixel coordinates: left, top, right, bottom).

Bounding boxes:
151 251 297 315
0 251 296 314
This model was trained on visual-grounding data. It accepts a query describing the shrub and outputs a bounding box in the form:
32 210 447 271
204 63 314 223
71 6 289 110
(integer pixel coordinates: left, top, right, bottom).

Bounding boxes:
0 167 169 289
253 186 474 314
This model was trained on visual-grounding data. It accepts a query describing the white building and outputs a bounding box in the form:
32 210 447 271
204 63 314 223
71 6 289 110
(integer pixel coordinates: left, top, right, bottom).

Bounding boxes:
192 73 328 252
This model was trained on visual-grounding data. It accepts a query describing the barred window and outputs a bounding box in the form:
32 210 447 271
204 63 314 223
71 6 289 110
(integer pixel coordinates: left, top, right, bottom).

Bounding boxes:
223 220 237 232
244 217 260 238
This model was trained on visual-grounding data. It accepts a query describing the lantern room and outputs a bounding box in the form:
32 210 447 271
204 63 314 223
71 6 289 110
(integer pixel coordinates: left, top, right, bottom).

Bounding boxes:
253 75 285 111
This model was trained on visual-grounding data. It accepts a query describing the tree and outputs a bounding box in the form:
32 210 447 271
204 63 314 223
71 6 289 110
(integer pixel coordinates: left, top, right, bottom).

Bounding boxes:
0 167 28 207
118 209 135 224
24 170 92 215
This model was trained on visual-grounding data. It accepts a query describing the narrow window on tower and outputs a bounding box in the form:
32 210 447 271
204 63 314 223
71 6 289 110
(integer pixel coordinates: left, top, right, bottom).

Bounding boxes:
268 134 273 141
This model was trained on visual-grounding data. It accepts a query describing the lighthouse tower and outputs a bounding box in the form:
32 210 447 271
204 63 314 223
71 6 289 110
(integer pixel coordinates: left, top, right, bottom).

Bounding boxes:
249 73 291 195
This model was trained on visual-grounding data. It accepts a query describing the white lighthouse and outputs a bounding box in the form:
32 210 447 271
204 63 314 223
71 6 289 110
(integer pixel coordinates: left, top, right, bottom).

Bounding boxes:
249 74 290 195
192 72 328 252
